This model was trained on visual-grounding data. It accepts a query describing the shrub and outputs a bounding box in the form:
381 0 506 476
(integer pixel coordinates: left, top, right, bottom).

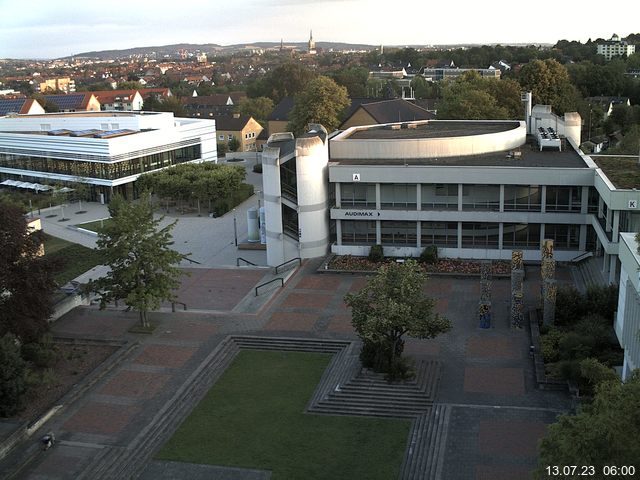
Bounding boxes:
0 334 28 417
541 328 563 363
585 284 619 321
21 333 58 368
368 244 384 263
419 245 438 264
554 286 586 326
558 331 598 361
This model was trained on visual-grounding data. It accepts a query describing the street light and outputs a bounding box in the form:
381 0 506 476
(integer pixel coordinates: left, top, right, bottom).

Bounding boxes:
233 208 238 247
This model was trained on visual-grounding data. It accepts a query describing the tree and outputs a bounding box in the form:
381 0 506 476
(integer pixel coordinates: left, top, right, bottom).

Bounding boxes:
535 372 640 478
237 96 274 126
287 76 350 135
227 137 241 152
330 66 369 98
344 259 451 379
437 72 521 120
247 62 316 103
0 202 59 343
87 194 187 328
518 59 580 113
0 333 28 417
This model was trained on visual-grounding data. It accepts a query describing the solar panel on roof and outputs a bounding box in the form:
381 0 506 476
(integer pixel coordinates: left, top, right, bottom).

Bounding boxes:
93 129 138 139
70 129 102 137
0 99 27 115
44 94 85 110
48 129 72 136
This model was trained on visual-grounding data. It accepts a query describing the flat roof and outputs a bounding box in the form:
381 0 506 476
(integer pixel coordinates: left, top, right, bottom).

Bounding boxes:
591 155 640 189
11 111 160 118
330 139 589 169
345 121 520 140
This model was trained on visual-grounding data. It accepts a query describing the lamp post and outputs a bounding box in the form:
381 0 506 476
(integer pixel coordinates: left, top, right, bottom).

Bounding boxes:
233 209 238 247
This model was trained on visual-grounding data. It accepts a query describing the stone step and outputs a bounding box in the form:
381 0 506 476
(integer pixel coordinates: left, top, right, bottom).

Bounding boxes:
311 404 423 418
330 387 431 401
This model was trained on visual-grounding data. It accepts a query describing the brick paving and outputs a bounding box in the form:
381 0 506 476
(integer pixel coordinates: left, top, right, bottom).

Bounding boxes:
464 367 526 395
63 402 141 436
99 370 172 398
133 345 197 368
5 261 576 480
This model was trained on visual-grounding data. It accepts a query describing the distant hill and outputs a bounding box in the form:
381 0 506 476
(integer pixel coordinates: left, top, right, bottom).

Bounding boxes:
70 41 379 60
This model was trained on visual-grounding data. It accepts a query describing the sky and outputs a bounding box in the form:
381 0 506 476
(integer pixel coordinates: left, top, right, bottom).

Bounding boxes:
1 0 639 59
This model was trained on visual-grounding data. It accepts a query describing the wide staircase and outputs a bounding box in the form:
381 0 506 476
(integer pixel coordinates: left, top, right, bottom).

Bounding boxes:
575 255 608 292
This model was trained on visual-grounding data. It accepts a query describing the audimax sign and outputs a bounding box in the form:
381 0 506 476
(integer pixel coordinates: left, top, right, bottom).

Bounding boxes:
343 210 381 217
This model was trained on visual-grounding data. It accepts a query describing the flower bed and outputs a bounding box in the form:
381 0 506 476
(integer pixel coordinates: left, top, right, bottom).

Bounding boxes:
327 255 511 276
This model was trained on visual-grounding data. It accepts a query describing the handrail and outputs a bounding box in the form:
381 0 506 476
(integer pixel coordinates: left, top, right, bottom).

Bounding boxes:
171 301 187 312
182 256 201 265
237 257 258 267
570 251 593 263
255 278 284 296
274 257 301 274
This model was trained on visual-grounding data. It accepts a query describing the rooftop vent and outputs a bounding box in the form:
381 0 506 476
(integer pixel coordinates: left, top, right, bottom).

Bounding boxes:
385 124 401 130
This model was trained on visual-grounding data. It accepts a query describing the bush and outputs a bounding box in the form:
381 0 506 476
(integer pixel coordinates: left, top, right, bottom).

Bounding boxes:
541 328 563 363
368 244 384 263
0 334 28 417
585 284 619 321
554 286 586 326
419 245 438 264
21 333 58 368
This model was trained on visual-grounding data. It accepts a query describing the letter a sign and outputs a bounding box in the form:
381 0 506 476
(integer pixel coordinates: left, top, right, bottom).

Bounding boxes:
352 173 361 182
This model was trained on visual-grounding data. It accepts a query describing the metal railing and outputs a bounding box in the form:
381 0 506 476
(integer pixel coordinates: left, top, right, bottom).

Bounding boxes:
236 257 258 266
570 251 593 263
274 257 301 275
255 278 284 296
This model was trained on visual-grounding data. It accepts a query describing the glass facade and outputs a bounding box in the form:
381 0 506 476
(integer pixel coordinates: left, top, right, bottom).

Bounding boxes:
381 221 416 246
421 222 458 247
341 183 376 208
502 223 541 248
461 223 500 247
341 220 376 245
545 186 581 212
504 185 541 211
0 144 201 181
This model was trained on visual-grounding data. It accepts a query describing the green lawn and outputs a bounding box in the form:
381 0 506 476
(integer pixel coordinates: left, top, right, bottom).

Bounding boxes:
43 234 103 285
75 218 112 232
157 350 411 480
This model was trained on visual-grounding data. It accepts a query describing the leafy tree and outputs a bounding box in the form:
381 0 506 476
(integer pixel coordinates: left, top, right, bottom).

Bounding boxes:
87 194 187 328
610 124 640 154
287 76 350 135
149 96 185 117
437 71 521 119
0 202 59 343
237 96 274 126
228 137 241 152
117 81 143 90
535 372 640 478
0 333 28 417
518 59 580 113
330 66 369 98
344 259 451 379
247 62 316 103
217 141 228 157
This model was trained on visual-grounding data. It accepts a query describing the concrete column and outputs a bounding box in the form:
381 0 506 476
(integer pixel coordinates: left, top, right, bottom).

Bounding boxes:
375 183 381 210
539 224 545 248
458 184 463 211
376 220 381 244
598 197 604 218
336 219 342 246
416 221 422 249
457 221 462 249
579 224 587 251
609 255 618 284
603 252 610 276
499 184 505 213
540 185 547 213
498 223 504 251
335 183 341 208
613 210 620 239
606 208 612 232
581 186 589 214
416 184 421 211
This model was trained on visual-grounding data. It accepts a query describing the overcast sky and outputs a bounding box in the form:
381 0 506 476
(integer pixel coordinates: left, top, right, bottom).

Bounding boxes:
1 0 638 59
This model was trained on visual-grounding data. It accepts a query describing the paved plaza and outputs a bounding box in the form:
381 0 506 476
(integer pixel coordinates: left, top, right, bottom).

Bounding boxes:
0 254 576 480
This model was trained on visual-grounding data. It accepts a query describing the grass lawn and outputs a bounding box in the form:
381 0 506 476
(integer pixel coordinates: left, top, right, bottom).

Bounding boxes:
76 218 111 232
156 350 411 480
43 234 103 285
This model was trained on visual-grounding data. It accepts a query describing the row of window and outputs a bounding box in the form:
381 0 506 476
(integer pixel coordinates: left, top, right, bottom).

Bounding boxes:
338 183 596 213
0 144 201 180
340 220 584 250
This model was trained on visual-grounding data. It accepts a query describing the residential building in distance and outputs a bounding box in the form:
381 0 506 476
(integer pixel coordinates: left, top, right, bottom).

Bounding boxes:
0 98 45 115
597 34 636 60
43 93 101 112
38 77 76 93
585 96 631 119
267 97 295 136
0 111 216 201
183 93 247 118
340 98 436 130
418 67 501 81
215 114 263 152
91 90 144 111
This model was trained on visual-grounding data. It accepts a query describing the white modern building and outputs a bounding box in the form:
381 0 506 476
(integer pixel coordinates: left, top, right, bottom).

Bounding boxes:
597 34 636 60
0 111 217 201
615 233 640 381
